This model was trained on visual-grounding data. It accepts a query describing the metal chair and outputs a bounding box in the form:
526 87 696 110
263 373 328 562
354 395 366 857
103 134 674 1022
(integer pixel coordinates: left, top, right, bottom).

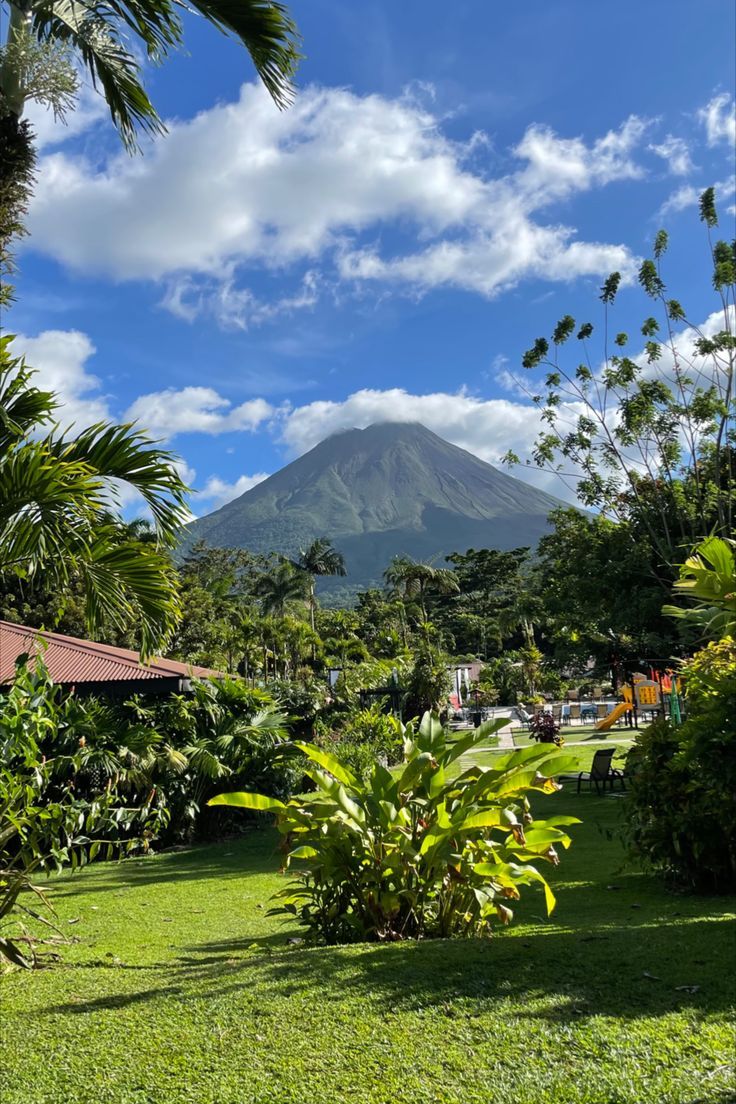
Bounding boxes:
576 748 626 795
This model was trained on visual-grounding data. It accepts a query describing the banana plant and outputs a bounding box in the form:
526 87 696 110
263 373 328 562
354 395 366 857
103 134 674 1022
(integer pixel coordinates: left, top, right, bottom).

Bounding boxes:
210 712 580 943
663 536 736 639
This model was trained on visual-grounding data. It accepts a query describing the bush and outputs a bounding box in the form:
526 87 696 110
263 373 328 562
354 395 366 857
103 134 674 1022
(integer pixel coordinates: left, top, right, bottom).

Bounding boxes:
314 705 403 778
625 638 736 892
529 711 563 746
211 713 579 943
403 644 452 719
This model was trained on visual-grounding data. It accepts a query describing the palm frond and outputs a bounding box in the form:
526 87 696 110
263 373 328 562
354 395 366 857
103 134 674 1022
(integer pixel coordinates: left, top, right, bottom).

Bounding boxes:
186 0 301 109
51 422 190 544
31 0 165 151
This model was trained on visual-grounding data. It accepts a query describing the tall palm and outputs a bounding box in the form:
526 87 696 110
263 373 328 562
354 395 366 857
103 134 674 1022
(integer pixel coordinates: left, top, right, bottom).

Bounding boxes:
0 338 188 657
0 0 301 148
384 556 460 628
0 1 301 299
253 559 309 619
292 537 346 637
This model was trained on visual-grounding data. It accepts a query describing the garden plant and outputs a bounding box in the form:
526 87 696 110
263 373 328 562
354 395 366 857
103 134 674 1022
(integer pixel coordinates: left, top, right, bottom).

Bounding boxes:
211 712 579 943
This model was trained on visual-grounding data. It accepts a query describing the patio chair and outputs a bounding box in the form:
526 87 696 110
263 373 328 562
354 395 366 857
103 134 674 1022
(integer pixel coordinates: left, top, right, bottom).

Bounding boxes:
576 748 626 795
596 703 609 720
569 703 581 722
515 705 534 728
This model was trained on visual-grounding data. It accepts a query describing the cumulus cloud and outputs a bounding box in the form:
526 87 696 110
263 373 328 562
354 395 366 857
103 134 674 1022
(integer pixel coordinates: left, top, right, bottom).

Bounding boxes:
11 330 110 427
124 387 275 439
24 80 109 151
27 83 645 313
196 472 270 511
658 175 736 218
698 93 736 147
649 135 694 176
275 386 583 501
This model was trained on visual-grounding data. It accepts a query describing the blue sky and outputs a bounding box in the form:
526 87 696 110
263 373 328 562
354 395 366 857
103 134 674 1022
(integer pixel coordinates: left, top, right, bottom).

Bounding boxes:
9 0 736 514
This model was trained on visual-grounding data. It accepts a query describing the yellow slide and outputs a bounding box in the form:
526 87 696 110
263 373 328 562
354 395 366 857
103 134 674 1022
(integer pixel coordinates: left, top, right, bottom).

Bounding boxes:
595 702 633 731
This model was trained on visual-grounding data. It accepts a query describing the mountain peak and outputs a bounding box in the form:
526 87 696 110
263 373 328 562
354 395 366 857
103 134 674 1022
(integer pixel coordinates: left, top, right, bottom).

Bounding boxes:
184 421 569 594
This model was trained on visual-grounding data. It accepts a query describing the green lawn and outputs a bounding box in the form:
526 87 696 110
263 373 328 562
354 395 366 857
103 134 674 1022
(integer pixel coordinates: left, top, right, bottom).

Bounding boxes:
1 789 734 1104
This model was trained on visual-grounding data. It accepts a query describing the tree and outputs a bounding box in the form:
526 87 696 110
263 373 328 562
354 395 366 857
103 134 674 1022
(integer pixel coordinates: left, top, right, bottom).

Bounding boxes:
0 1 301 297
253 558 309 618
508 189 735 579
439 547 534 656
292 537 346 637
384 556 460 632
534 507 684 681
0 339 187 656
0 0 300 143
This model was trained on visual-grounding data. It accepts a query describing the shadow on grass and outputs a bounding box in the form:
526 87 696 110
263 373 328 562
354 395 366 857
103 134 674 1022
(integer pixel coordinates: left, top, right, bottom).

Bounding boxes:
46 900 735 1022
45 834 283 900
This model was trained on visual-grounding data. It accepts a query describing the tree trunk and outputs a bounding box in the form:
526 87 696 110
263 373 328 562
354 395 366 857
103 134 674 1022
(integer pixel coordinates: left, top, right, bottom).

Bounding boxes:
0 109 36 306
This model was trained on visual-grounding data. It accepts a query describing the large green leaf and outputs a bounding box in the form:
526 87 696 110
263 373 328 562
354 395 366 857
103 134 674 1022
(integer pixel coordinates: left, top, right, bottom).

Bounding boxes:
208 791 285 811
293 743 360 790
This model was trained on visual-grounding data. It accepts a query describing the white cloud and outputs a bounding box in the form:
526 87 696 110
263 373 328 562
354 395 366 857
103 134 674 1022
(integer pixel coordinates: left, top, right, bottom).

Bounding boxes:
197 472 270 510
649 135 694 176
161 269 321 330
659 184 700 217
27 84 645 309
11 330 110 427
698 93 736 147
276 386 584 501
658 175 736 218
24 80 108 151
124 387 275 439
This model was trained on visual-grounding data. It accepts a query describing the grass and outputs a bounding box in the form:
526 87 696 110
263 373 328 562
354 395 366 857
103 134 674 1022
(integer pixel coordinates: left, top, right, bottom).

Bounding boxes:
1 790 734 1104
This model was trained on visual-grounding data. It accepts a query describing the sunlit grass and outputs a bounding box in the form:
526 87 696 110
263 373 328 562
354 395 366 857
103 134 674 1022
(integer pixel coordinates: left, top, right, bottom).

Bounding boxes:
1 791 734 1104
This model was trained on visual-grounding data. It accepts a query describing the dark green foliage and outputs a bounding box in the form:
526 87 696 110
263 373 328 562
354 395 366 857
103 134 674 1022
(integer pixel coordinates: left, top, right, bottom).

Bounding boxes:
0 114 34 306
435 546 536 657
211 715 577 943
534 508 681 674
626 638 736 892
314 704 403 778
403 643 452 719
0 659 299 966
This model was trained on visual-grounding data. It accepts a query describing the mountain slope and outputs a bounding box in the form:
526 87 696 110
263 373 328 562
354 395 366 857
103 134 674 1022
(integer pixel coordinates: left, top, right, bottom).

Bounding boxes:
183 422 569 591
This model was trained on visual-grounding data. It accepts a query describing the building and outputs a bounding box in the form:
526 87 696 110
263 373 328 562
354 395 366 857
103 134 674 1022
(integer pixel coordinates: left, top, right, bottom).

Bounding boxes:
0 620 219 698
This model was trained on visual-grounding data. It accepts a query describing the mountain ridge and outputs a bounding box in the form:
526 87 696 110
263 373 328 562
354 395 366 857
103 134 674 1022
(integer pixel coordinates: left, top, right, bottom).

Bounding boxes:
183 422 569 592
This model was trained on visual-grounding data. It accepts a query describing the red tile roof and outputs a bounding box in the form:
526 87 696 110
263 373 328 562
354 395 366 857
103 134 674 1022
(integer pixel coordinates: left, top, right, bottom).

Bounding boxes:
0 621 220 686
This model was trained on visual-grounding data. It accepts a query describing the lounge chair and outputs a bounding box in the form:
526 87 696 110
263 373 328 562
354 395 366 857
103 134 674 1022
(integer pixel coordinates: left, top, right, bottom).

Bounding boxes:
576 748 626 795
515 705 534 729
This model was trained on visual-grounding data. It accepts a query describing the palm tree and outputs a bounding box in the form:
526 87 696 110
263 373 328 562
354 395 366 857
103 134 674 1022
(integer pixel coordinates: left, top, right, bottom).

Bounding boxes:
0 0 301 146
0 1 301 298
384 556 460 629
253 559 309 619
292 537 346 637
0 338 188 657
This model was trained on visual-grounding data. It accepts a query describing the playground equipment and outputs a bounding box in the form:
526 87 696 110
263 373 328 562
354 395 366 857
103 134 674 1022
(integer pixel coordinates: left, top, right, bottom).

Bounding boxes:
594 701 633 732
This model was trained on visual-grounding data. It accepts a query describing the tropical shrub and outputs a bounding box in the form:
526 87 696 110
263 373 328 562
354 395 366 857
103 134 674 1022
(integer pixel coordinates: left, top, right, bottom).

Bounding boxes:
211 713 579 943
315 705 404 778
403 644 453 719
529 710 563 746
625 639 736 892
0 662 137 967
663 537 736 640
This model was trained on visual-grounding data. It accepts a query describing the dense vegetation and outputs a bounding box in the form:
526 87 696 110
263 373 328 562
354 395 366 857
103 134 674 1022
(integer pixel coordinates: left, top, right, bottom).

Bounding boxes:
212 715 578 942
